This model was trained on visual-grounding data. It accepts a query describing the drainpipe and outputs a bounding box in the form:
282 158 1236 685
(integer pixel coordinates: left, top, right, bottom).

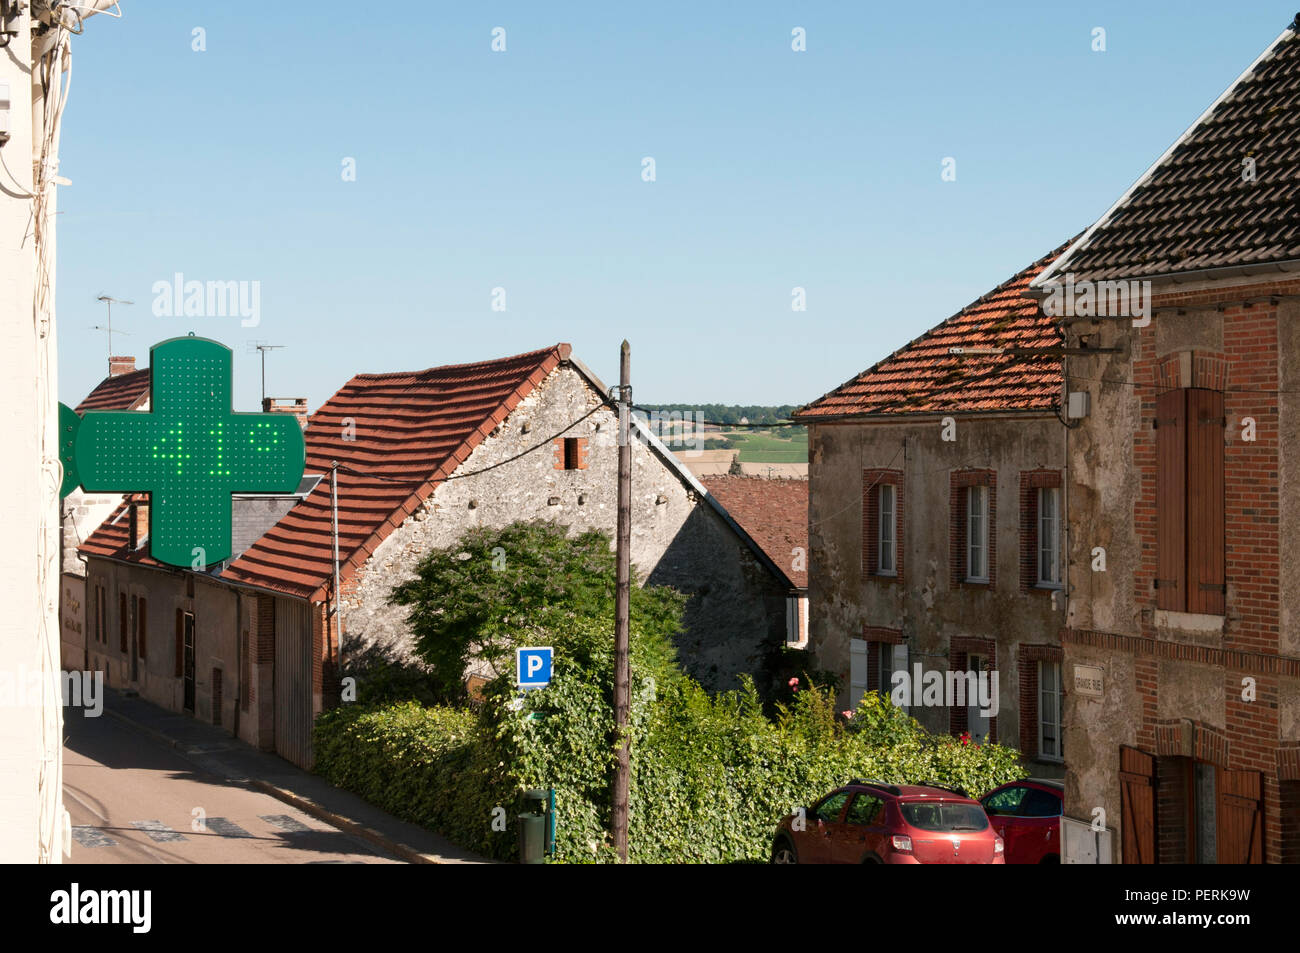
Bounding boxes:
331 461 342 673
233 589 242 738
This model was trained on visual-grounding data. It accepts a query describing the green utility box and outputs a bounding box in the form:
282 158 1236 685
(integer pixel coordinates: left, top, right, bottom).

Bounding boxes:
518 788 555 864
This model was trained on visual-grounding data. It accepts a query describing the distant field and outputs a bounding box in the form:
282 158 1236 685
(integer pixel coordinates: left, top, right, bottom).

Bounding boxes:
724 429 808 463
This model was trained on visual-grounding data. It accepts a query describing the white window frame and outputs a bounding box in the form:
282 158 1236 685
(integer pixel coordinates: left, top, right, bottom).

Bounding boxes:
966 485 988 582
1038 660 1063 762
877 483 896 576
1037 486 1062 588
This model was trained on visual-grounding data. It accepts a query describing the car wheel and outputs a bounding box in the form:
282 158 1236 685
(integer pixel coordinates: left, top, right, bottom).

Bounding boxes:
771 837 798 864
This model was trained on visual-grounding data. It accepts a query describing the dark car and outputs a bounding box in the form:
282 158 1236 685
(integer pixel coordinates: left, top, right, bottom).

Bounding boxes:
771 780 1005 864
980 778 1064 864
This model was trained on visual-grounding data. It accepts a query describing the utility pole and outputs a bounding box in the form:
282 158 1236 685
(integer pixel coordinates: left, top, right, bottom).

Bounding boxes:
93 295 132 372
613 340 632 862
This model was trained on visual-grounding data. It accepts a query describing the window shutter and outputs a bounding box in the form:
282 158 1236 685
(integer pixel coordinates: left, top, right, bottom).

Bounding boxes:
175 609 184 677
119 592 128 652
137 598 147 659
1186 389 1225 615
1155 389 1187 610
863 474 877 578
1119 746 1157 864
1216 769 1263 864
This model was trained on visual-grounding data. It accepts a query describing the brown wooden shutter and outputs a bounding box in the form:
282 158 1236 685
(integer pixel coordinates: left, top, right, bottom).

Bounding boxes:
862 474 877 578
174 609 184 677
137 598 147 659
1186 389 1225 615
1217 769 1263 863
1155 390 1187 610
119 592 128 652
1120 745 1157 864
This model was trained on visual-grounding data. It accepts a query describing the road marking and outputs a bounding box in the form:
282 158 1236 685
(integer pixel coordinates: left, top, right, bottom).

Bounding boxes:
131 820 187 843
260 814 312 833
70 826 117 848
205 817 253 838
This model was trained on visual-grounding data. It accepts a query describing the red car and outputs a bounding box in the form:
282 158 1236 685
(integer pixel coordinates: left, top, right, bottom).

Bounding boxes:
980 778 1064 864
771 780 1005 864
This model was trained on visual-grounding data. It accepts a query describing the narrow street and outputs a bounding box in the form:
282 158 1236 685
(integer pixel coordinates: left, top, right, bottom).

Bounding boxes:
63 712 399 865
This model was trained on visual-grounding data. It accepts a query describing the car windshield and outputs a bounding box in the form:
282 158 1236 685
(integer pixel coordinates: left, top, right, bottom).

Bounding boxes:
900 801 989 832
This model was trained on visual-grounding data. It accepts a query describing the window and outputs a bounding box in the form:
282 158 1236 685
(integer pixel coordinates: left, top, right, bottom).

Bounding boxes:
1021 788 1062 818
878 642 908 710
900 802 989 832
1038 661 1063 761
137 597 147 659
846 795 883 826
849 639 868 710
119 592 128 653
878 484 896 575
1037 487 1061 586
95 584 106 644
983 785 1028 816
814 791 851 824
863 471 903 580
967 485 988 582
555 436 588 471
1193 762 1217 864
1155 387 1225 614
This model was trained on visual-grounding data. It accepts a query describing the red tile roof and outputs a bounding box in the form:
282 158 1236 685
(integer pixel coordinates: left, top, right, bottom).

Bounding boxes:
699 476 808 588
78 495 159 565
794 243 1072 420
219 344 571 599
75 368 150 413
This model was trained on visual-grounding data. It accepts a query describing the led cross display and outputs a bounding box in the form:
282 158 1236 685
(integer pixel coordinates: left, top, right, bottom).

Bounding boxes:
71 334 305 568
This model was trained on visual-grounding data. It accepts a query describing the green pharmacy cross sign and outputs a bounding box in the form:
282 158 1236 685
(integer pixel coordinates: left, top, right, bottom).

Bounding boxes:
60 335 306 568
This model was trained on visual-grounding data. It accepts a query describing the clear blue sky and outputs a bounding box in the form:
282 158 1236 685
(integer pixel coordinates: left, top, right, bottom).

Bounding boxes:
54 1 1295 411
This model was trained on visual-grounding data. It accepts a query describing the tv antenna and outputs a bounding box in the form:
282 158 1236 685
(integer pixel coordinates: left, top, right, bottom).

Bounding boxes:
246 341 286 407
92 295 133 371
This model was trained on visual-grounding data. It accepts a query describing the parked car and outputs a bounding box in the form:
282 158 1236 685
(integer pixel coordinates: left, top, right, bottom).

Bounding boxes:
980 778 1064 864
770 780 1005 864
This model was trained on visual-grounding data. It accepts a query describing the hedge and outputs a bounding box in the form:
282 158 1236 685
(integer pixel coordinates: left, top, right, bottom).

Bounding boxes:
313 665 1026 864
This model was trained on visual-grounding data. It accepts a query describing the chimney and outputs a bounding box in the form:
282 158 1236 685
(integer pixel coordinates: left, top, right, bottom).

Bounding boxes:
109 355 136 377
262 397 310 430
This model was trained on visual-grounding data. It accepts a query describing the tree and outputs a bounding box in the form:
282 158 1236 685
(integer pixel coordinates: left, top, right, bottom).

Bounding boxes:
388 520 685 701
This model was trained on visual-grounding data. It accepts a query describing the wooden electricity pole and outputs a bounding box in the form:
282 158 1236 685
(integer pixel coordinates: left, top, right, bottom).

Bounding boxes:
613 340 632 862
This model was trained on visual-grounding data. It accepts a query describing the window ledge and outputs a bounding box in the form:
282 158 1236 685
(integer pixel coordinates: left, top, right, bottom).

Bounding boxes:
1153 610 1225 635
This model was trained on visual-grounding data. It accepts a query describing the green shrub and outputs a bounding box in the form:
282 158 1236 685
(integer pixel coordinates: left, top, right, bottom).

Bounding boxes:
314 673 1026 864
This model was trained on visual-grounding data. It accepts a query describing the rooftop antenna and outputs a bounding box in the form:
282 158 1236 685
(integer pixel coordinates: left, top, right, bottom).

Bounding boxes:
92 295 133 372
246 340 286 408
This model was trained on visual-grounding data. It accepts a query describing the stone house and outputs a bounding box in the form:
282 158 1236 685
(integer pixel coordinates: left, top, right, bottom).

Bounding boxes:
794 245 1072 775
80 343 798 768
1027 16 1300 864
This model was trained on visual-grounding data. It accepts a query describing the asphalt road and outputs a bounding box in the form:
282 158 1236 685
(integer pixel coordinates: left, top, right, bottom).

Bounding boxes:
63 711 400 864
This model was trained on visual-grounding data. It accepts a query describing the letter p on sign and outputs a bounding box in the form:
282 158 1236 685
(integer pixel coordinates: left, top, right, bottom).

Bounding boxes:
516 646 554 690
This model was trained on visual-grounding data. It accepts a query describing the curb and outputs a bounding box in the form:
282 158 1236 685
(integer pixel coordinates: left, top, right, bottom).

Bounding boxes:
246 780 447 865
102 703 467 865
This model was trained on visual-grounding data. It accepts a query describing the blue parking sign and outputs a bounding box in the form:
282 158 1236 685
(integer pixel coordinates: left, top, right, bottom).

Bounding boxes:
517 646 554 689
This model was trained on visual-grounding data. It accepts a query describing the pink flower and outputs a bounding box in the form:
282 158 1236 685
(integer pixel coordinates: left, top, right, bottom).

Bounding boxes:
788 677 799 687
841 710 854 719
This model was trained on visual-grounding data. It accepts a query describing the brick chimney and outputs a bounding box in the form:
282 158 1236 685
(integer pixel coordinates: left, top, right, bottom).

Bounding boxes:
109 355 136 377
262 397 310 430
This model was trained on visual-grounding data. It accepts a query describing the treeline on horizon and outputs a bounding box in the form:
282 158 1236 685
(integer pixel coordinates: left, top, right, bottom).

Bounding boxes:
637 405 802 426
